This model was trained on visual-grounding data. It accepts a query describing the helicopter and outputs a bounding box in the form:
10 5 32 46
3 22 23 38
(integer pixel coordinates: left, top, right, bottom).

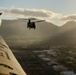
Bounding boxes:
18 18 45 29
0 13 45 29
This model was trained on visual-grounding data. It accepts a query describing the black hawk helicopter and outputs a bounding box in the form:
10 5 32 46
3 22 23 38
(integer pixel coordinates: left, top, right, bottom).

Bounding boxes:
18 18 45 29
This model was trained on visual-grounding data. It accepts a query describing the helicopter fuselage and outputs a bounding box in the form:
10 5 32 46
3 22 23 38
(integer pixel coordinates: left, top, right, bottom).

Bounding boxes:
26 19 45 29
27 22 36 29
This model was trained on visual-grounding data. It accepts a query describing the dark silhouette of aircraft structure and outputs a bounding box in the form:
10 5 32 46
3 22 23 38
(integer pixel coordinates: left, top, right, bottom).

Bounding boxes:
18 18 45 29
0 13 2 15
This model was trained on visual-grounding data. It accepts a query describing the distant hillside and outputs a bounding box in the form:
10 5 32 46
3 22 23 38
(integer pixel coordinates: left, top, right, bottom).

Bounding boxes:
0 20 59 36
47 21 76 46
0 19 59 47
59 21 76 35
0 20 76 47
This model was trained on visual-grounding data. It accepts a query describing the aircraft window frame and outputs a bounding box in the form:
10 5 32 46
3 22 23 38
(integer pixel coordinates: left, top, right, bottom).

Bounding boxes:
9 72 18 75
0 63 13 70
0 43 8 49
0 42 8 49
0 49 10 60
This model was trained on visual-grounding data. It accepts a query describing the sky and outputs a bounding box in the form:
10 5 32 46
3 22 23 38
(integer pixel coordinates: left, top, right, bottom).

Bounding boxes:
0 0 76 26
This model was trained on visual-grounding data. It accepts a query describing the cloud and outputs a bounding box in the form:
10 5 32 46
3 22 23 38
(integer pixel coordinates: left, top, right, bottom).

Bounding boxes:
0 7 64 26
0 8 60 19
61 14 76 21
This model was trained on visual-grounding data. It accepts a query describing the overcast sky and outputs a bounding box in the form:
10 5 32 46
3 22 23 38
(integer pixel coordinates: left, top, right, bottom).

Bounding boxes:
0 0 76 26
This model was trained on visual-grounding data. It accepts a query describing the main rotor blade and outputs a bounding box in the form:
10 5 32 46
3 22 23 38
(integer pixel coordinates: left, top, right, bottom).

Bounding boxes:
28 17 37 20
35 20 45 23
17 17 36 20
17 18 28 20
